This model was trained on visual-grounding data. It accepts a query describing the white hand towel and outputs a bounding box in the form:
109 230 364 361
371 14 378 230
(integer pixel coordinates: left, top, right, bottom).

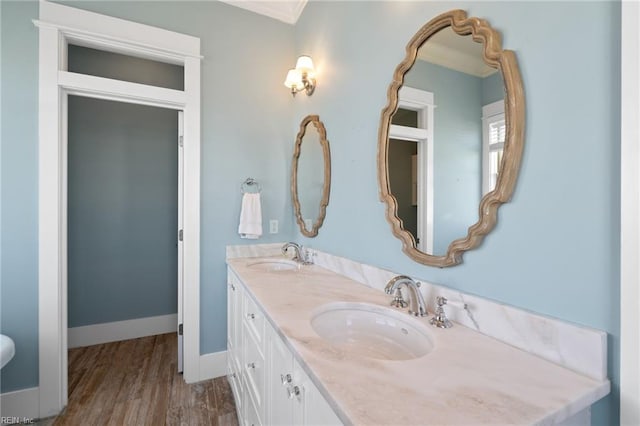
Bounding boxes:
238 192 262 239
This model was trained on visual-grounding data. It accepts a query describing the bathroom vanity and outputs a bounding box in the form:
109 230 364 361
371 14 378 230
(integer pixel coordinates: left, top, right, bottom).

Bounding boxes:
226 245 610 425
227 265 341 426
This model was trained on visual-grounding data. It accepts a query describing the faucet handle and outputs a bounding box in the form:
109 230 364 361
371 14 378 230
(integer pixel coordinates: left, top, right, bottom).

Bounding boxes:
301 248 315 265
429 297 453 328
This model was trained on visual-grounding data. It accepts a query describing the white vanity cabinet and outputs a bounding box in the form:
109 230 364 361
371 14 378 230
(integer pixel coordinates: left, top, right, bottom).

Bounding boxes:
228 268 266 425
267 324 341 425
227 268 342 426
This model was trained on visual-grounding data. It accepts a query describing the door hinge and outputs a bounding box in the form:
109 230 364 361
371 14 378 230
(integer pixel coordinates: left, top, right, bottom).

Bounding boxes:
178 324 183 336
179 135 184 147
178 229 183 241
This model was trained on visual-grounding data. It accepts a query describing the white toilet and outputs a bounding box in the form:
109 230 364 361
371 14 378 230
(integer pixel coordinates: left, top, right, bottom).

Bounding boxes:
0 334 15 369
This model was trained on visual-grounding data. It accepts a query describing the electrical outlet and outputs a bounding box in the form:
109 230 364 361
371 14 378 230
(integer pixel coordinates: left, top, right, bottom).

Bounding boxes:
269 219 278 234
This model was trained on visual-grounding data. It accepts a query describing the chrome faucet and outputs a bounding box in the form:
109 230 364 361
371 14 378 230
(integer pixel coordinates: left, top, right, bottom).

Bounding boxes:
282 242 312 265
384 275 428 317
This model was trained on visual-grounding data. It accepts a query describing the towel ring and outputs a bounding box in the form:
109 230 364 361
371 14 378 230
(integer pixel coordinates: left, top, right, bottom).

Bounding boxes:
241 178 262 193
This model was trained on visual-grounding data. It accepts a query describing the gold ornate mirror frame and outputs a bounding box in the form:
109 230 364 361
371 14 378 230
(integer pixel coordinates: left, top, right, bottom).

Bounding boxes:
378 10 525 267
292 115 331 237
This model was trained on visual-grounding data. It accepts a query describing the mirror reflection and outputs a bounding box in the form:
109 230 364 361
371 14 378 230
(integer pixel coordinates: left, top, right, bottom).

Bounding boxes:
378 10 525 267
292 115 331 237
387 26 505 255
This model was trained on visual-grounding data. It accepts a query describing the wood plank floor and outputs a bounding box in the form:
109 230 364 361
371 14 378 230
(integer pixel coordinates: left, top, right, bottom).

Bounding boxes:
39 333 238 426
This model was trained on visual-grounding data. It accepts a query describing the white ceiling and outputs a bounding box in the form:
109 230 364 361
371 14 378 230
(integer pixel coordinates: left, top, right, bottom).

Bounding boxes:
218 0 308 25
417 27 498 78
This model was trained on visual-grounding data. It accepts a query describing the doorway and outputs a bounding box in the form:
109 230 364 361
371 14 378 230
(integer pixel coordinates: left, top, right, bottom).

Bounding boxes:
388 86 434 253
388 138 419 240
36 2 201 417
67 96 181 367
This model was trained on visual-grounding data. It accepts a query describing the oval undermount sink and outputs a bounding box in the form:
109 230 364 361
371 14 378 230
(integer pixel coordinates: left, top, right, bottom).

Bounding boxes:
0 334 15 369
247 258 300 272
310 302 434 361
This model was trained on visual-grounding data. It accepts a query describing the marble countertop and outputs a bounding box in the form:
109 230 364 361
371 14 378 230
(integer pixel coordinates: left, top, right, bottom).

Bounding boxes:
227 256 610 425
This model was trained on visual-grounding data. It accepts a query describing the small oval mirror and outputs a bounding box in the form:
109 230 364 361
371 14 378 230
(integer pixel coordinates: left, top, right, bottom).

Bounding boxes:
378 10 525 267
292 115 331 237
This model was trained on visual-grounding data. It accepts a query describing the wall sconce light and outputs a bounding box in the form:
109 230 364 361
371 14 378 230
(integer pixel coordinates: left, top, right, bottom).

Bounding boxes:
284 55 316 97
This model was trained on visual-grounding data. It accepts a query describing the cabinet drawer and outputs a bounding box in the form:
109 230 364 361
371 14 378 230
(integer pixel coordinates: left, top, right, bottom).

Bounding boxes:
244 384 262 426
244 324 266 422
243 293 265 353
227 360 242 414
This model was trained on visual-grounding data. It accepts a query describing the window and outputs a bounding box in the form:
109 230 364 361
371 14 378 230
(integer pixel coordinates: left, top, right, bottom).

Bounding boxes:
482 100 506 195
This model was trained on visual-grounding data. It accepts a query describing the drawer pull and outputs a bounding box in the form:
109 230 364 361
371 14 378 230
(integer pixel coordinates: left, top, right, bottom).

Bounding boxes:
247 313 255 320
280 373 292 386
287 385 301 400
247 362 256 369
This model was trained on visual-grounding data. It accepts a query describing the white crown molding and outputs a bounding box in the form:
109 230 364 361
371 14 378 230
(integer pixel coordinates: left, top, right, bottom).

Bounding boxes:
219 0 307 25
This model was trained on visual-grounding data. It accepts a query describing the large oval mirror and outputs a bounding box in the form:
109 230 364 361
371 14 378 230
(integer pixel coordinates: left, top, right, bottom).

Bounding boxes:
378 10 525 267
292 115 331 237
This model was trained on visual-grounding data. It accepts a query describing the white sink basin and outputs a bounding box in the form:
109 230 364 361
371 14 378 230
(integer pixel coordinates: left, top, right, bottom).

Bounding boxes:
310 302 434 361
0 334 15 369
247 258 300 272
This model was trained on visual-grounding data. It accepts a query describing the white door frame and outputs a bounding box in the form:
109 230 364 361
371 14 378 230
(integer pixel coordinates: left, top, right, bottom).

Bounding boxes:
389 86 434 253
177 111 185 373
621 1 640 424
34 2 202 418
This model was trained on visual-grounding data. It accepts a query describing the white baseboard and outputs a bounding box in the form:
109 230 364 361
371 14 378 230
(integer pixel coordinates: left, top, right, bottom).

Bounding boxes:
199 350 227 381
68 313 177 348
0 387 39 422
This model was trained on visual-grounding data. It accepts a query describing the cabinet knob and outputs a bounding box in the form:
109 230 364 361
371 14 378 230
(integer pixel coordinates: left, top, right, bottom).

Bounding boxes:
247 362 256 369
280 373 292 386
230 283 235 291
247 313 255 320
287 385 301 400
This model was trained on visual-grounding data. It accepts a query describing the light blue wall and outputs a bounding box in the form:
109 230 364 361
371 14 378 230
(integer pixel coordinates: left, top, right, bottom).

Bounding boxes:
482 71 504 105
0 0 295 392
292 2 620 424
68 97 179 327
0 0 40 395
68 44 185 91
